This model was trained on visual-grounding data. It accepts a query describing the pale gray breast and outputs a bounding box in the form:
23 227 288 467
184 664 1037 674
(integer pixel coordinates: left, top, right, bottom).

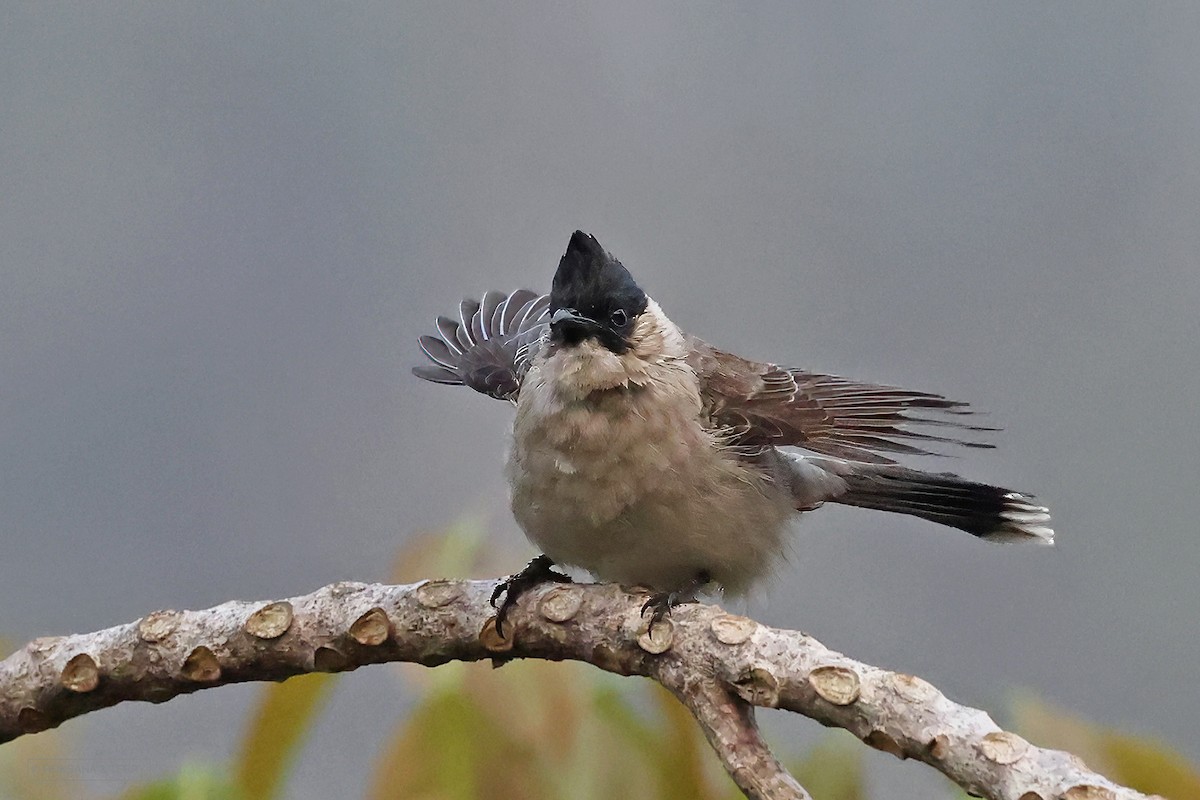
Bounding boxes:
505 369 796 591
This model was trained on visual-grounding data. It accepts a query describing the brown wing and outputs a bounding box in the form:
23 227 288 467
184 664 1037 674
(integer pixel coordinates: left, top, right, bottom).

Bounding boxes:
686 337 996 464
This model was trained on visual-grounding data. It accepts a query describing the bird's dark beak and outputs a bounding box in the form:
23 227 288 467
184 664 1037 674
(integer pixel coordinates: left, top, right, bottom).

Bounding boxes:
550 308 597 346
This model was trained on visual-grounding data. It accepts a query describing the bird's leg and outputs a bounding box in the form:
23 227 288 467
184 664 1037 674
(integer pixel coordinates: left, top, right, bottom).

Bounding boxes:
640 570 713 632
491 554 573 636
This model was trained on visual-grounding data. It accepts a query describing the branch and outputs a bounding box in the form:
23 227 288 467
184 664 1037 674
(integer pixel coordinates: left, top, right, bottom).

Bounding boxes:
0 580 1153 800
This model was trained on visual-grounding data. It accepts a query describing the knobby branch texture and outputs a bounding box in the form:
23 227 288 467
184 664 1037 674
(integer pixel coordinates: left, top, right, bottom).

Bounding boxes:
0 580 1154 800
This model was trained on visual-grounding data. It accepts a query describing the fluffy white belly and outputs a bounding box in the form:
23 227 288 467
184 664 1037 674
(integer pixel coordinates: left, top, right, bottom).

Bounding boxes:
506 374 794 593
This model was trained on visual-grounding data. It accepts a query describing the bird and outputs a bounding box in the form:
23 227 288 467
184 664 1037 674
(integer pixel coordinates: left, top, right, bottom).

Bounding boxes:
413 230 1053 632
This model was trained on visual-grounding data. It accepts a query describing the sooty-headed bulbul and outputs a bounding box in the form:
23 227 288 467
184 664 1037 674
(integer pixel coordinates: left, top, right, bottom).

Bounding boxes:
414 231 1053 632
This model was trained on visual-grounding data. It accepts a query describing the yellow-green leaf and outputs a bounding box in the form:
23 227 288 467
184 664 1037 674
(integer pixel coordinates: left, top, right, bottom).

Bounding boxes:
367 684 551 800
788 734 865 800
649 685 725 800
389 517 490 584
1014 695 1200 800
0 726 74 800
232 673 337 800
116 763 239 800
1103 734 1200 800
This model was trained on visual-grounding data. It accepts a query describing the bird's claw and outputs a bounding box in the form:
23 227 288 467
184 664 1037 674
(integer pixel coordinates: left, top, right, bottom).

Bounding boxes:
492 555 572 636
640 590 692 632
639 571 712 635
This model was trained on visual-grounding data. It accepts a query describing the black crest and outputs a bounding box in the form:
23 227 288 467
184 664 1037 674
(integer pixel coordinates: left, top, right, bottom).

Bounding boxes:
550 231 648 323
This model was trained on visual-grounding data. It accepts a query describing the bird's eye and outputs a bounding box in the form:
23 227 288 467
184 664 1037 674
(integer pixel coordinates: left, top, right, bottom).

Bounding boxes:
610 308 629 327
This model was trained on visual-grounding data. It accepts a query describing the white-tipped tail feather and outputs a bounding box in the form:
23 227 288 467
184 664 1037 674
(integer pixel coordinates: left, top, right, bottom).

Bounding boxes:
991 493 1055 544
794 458 1055 545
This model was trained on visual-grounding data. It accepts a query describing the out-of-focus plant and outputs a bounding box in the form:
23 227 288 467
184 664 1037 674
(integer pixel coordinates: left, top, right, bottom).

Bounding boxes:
115 764 237 800
231 673 336 800
1012 695 1200 800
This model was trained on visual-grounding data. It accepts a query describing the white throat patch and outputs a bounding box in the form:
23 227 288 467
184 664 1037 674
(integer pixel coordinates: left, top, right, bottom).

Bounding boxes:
538 298 687 398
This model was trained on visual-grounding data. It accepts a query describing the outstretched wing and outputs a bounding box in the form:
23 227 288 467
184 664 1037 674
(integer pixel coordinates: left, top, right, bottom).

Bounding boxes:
688 338 997 464
412 290 550 401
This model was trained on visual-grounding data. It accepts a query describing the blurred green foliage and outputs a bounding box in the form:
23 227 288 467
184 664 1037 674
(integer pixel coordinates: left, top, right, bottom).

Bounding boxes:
1012 694 1200 800
115 765 238 800
1 524 1196 800
789 737 864 800
232 674 336 800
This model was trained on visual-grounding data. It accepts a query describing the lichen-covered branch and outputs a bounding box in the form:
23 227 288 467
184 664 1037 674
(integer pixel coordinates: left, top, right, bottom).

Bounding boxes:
0 580 1153 800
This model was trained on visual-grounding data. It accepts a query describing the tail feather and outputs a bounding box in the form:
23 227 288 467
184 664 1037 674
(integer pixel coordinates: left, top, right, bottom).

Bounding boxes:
830 463 1054 544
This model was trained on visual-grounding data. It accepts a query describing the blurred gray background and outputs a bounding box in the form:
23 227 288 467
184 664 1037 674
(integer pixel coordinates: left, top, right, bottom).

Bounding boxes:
2 3 1198 798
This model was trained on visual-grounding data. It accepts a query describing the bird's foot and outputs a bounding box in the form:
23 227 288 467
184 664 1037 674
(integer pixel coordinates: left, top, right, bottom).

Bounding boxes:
491 555 572 637
640 570 712 633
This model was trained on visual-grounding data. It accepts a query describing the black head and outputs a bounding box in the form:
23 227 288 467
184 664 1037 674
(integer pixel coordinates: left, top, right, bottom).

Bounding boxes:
549 231 648 354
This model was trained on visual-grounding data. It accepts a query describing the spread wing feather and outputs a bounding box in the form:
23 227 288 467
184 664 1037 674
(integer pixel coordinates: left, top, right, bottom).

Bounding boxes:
412 290 550 401
688 339 997 464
